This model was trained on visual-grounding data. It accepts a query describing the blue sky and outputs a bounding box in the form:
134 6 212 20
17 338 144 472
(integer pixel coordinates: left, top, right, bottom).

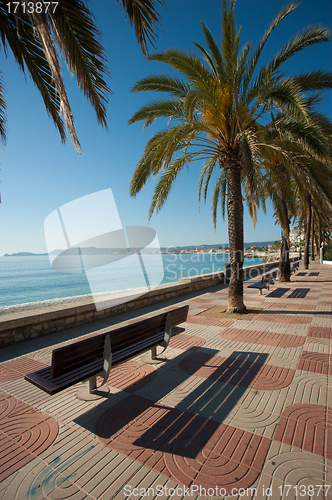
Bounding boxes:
0 0 331 255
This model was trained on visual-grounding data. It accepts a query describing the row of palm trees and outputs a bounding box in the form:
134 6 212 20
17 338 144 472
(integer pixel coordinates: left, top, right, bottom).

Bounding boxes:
128 0 332 312
1 1 331 312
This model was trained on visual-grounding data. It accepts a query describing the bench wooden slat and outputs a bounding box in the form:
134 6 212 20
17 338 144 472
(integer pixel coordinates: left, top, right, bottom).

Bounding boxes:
50 306 188 379
25 306 189 396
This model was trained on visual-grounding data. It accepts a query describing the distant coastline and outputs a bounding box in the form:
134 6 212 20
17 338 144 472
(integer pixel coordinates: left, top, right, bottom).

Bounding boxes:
3 240 280 257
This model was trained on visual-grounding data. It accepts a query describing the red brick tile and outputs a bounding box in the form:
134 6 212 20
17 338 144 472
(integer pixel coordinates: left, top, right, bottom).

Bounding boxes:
0 357 48 382
307 326 331 339
0 395 58 482
100 360 157 393
297 351 332 375
169 333 206 350
273 404 330 458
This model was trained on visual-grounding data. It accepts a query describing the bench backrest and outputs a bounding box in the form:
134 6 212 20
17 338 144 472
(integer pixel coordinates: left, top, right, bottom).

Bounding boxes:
50 305 189 379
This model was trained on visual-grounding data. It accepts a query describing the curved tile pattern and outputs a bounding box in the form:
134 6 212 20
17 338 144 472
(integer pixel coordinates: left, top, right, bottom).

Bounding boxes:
186 315 234 327
297 351 332 375
95 394 271 494
169 333 206 350
0 393 59 482
0 357 48 382
252 313 312 324
179 351 295 390
104 361 157 392
220 327 305 348
307 326 331 339
273 404 330 458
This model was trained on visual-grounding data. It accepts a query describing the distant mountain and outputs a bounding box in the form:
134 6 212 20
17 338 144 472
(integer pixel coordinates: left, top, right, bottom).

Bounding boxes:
3 240 279 257
3 252 48 257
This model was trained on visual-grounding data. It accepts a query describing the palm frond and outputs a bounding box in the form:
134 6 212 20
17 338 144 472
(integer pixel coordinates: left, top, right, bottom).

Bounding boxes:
32 13 82 152
131 74 188 97
149 49 212 85
117 0 164 56
149 156 192 218
260 26 330 84
199 22 225 79
128 99 184 128
242 2 298 93
259 79 308 122
48 0 110 128
293 69 332 91
0 73 6 144
198 158 217 211
211 170 226 229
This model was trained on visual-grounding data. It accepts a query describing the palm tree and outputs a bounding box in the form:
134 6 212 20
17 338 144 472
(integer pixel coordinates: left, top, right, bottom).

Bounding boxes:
262 109 332 280
129 0 332 312
0 0 164 151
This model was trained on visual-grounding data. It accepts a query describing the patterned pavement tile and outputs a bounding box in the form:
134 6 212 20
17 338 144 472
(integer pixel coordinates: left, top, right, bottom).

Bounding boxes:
224 387 290 438
256 444 326 500
1 261 331 498
0 393 59 482
308 326 332 339
297 351 332 375
284 373 328 408
103 361 157 393
178 350 295 390
186 315 234 327
169 333 206 350
303 338 331 354
95 394 272 495
251 313 312 324
0 357 48 382
219 327 305 348
273 404 330 458
190 340 303 369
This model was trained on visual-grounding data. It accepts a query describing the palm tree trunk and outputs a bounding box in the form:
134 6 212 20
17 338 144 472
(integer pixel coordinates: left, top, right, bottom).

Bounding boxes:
279 232 290 281
303 193 311 269
226 165 246 313
311 212 315 261
278 197 290 281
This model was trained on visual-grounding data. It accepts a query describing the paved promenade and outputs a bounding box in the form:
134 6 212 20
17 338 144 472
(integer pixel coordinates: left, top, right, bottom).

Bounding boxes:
0 262 331 500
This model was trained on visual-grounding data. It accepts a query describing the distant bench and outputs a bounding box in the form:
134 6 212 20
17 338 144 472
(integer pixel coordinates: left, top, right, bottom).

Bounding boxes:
247 261 300 295
291 261 300 274
25 306 189 401
247 268 279 295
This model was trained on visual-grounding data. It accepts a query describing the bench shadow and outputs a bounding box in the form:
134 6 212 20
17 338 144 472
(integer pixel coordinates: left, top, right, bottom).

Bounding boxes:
74 348 268 458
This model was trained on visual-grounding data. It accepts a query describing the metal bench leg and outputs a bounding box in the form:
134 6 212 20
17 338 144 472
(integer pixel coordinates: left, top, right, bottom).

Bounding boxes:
151 346 157 360
143 314 171 364
77 334 111 401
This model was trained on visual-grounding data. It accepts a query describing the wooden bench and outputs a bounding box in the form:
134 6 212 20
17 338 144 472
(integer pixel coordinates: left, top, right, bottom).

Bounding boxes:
247 269 278 295
25 305 189 401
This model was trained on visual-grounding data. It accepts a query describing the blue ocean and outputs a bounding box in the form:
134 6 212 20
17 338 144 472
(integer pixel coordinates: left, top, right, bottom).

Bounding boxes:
0 254 264 312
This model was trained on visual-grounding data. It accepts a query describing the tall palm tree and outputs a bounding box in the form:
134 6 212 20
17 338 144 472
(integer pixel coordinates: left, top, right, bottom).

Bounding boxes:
129 0 332 312
0 0 164 151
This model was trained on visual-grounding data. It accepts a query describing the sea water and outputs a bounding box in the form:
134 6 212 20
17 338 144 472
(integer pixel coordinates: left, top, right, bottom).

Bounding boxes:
0 254 265 312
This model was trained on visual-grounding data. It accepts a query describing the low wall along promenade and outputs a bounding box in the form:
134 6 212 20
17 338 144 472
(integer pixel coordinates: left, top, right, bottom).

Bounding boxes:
0 260 297 347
